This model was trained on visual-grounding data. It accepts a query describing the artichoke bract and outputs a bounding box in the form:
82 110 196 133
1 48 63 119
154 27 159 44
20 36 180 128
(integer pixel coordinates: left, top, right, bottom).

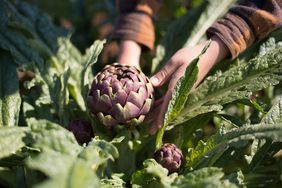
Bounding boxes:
154 143 183 173
87 63 154 127
67 120 94 145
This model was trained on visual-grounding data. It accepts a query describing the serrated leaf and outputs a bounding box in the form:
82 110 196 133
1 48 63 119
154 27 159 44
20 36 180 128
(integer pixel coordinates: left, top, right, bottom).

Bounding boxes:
101 174 126 188
55 37 86 111
217 114 244 128
261 96 282 124
27 119 81 156
174 38 282 125
156 43 210 148
173 167 241 188
27 149 100 188
131 159 177 188
26 121 120 188
0 52 21 127
0 127 29 159
165 43 210 124
237 99 265 114
81 40 105 100
186 123 282 170
79 138 119 171
49 71 70 126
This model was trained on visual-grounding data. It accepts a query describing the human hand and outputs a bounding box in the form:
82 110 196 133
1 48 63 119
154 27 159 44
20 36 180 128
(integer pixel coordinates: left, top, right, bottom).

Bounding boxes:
147 36 229 134
117 40 142 69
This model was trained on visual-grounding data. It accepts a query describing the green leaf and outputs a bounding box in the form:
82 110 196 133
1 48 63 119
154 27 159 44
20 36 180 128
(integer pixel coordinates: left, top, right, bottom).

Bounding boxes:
0 127 29 159
166 44 210 125
80 138 119 171
174 38 282 125
25 119 120 187
81 40 106 100
216 114 244 128
101 174 126 188
27 149 100 188
131 159 177 188
152 0 236 73
55 37 85 111
0 167 17 188
185 123 282 170
156 42 210 149
27 119 81 156
50 71 70 126
173 167 241 188
26 121 119 188
0 52 21 127
261 96 282 124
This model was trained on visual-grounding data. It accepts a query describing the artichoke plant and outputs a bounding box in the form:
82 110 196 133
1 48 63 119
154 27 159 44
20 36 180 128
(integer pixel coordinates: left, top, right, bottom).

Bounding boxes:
87 63 154 126
67 120 94 145
154 143 183 173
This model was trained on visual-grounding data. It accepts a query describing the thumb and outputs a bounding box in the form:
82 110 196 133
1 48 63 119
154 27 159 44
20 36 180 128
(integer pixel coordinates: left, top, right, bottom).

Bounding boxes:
150 62 176 87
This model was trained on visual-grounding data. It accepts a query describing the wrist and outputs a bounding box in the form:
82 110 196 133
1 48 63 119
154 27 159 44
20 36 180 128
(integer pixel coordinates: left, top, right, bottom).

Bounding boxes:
210 35 229 62
118 40 141 68
195 36 229 86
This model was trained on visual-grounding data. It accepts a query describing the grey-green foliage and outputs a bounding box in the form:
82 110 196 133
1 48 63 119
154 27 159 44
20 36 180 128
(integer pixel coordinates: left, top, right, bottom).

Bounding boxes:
0 126 29 159
261 96 282 124
0 0 105 126
173 167 244 188
0 118 120 188
152 0 236 73
131 159 178 188
101 174 126 188
185 123 282 170
156 43 210 148
171 37 282 126
1 0 282 187
0 52 21 127
242 97 282 187
131 160 244 188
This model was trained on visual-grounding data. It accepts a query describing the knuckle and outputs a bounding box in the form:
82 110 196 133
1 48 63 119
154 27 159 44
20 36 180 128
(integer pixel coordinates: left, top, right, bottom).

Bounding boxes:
159 68 169 78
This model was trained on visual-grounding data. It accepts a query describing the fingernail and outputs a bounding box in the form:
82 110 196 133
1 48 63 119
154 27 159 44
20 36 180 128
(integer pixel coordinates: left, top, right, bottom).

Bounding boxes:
150 77 159 85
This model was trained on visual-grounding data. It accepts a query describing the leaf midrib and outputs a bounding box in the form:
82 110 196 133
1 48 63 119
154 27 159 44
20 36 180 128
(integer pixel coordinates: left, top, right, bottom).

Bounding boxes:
178 61 281 121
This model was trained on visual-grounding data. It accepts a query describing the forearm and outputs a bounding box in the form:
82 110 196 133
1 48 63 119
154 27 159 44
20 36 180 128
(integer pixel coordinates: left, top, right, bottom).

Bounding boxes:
113 0 161 50
196 36 229 86
118 40 141 68
207 0 282 59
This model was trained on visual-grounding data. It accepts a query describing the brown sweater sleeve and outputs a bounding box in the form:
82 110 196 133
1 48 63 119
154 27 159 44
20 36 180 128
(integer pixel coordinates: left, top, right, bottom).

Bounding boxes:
207 0 282 59
112 0 161 50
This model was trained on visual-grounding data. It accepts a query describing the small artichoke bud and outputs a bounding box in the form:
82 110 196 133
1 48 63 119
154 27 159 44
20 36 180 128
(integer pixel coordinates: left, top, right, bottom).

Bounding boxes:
87 63 154 127
154 143 183 173
67 120 94 145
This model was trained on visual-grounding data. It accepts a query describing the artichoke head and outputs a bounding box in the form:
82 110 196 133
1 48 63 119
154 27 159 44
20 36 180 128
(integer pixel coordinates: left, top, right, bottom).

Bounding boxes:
154 143 183 173
67 120 94 145
87 63 154 127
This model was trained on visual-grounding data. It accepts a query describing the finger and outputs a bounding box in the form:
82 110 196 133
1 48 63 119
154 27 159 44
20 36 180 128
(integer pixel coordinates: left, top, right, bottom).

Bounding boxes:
145 104 161 124
149 65 185 135
150 60 179 87
167 65 186 91
154 96 164 107
149 90 173 135
144 98 163 124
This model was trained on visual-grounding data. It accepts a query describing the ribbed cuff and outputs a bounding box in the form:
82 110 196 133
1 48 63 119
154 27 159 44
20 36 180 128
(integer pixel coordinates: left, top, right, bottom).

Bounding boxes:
112 12 155 50
207 13 255 59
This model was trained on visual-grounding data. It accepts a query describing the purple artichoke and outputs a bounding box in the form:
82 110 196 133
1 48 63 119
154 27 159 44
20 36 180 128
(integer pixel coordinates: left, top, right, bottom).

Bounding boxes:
67 120 94 145
153 143 183 173
87 63 154 127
